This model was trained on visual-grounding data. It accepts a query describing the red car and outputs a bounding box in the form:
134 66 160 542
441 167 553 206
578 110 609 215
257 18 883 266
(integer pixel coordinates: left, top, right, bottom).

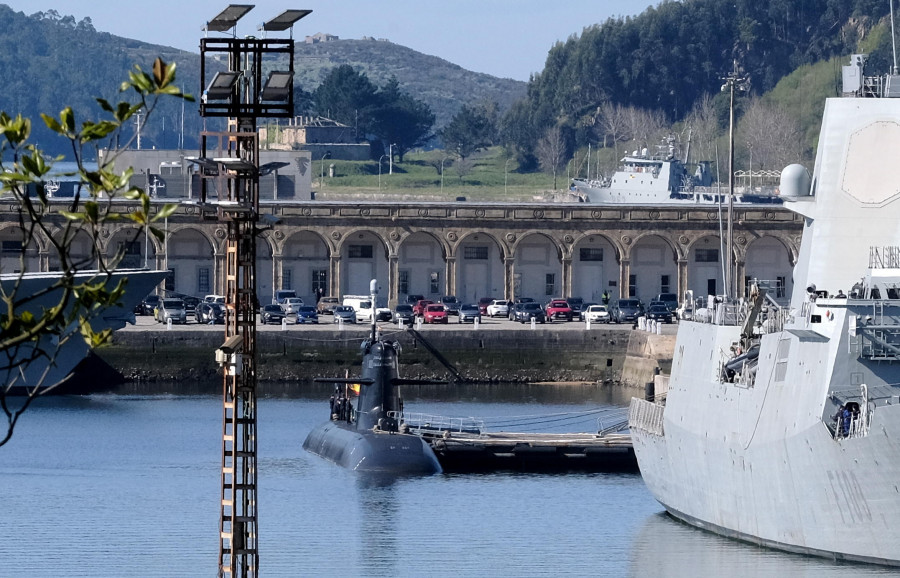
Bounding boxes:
546 299 573 321
423 304 448 324
413 299 434 316
478 297 494 315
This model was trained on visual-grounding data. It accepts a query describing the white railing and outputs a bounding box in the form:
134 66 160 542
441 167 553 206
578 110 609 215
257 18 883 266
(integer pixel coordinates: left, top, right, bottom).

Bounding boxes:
628 397 665 437
393 411 485 435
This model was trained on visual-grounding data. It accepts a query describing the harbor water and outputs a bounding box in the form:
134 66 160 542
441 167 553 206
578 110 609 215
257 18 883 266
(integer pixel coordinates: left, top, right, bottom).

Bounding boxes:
1 384 895 577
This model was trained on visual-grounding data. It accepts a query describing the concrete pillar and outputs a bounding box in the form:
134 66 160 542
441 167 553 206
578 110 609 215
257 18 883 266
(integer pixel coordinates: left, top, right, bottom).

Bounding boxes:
619 258 630 300
562 256 573 298
272 255 283 294
330 255 341 298
735 259 746 299
388 255 399 308
504 256 516 301
677 258 688 302
445 256 457 297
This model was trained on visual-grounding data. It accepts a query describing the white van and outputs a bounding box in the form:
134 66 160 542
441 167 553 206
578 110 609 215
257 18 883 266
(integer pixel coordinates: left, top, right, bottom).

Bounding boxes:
342 295 374 323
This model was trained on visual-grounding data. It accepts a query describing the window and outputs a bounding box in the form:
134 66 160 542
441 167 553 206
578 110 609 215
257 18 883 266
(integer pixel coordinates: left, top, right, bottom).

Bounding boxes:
311 269 327 297
545 273 555 296
463 246 488 260
398 270 410 295
579 247 603 261
629 274 637 298
429 271 440 294
198 268 210 294
165 268 175 292
348 244 373 259
282 268 292 291
695 249 719 263
1 240 23 253
660 274 670 294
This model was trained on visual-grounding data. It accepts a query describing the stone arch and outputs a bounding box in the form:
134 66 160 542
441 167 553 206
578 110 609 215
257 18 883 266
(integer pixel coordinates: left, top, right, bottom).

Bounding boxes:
686 235 725 299
106 226 156 270
744 234 795 300
511 232 563 301
47 227 95 271
165 226 215 297
396 230 448 301
455 231 505 302
571 232 620 303
628 233 679 303
337 229 390 297
0 224 41 273
280 230 331 305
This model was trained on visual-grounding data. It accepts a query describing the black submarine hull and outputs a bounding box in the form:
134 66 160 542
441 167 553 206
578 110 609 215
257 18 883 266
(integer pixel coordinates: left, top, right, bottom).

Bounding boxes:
303 421 442 474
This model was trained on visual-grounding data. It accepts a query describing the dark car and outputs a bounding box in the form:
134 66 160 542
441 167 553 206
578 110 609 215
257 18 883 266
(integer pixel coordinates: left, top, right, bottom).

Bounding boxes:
260 304 286 325
514 302 547 324
183 296 201 322
140 294 161 316
295 306 319 324
405 294 425 306
646 304 674 323
611 299 645 323
393 304 415 325
458 303 481 323
197 302 226 324
332 305 357 324
440 295 461 315
509 297 536 320
566 297 586 320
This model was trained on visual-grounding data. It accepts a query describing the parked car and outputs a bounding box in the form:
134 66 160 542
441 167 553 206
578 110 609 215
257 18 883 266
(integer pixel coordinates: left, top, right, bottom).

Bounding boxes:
332 305 357 324
405 294 425 306
204 294 225 303
654 292 680 314
478 297 495 315
140 294 161 316
316 296 340 315
282 297 304 315
197 302 226 324
509 297 536 320
611 299 645 323
295 306 319 324
183 296 201 322
584 304 611 323
514 302 547 323
458 303 482 324
393 304 415 325
273 289 297 305
156 298 187 324
566 297 586 320
546 299 573 321
413 299 434 317
646 304 674 324
260 304 286 325
423 304 449 324
440 295 461 315
486 299 510 318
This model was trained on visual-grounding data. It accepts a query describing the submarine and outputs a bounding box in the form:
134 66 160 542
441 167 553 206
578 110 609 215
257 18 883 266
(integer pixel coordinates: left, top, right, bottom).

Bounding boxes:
303 280 443 474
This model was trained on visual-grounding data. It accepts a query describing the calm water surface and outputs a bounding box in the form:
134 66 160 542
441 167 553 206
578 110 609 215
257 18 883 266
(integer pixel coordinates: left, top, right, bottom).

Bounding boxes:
1 385 895 577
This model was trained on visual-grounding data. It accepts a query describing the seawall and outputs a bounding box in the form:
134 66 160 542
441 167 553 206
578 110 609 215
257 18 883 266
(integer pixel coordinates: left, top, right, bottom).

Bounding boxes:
79 327 674 392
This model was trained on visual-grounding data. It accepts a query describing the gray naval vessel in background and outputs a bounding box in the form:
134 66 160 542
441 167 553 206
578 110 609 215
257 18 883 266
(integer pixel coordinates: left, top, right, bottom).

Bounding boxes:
303 280 442 474
628 51 900 565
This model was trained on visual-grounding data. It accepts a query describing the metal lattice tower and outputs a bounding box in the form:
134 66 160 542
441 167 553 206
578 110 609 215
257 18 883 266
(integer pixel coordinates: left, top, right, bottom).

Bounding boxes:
199 6 309 577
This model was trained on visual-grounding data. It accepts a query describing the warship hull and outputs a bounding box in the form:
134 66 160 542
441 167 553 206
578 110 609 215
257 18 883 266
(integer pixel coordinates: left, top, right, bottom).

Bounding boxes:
303 421 441 474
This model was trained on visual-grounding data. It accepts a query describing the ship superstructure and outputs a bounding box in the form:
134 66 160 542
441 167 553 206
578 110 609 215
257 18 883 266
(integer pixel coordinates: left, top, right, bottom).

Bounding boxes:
628 53 900 565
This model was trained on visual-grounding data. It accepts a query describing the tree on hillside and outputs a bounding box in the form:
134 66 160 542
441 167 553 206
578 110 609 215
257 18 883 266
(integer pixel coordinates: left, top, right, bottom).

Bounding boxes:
737 97 802 171
684 94 721 166
314 64 380 138
536 125 570 190
0 58 189 447
441 102 498 160
370 77 435 163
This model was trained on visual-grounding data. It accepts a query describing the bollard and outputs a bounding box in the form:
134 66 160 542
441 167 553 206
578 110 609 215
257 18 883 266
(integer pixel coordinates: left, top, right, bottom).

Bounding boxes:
473 317 480 330
282 317 287 331
656 321 662 335
585 318 591 330
638 317 645 331
337 317 344 331
166 318 173 331
398 318 404 328
531 317 537 330
416 317 423 330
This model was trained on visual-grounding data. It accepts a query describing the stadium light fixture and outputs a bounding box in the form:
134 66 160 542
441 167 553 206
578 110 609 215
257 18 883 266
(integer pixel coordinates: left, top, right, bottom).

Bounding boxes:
204 4 255 32
260 71 293 101
205 71 241 100
260 9 312 32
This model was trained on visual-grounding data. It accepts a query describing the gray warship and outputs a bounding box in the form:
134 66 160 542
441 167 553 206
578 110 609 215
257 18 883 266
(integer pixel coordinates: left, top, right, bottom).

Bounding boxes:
629 52 900 565
303 280 442 474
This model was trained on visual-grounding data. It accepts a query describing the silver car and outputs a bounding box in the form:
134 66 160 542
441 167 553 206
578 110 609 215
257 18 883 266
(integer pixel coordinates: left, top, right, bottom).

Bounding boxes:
156 298 187 324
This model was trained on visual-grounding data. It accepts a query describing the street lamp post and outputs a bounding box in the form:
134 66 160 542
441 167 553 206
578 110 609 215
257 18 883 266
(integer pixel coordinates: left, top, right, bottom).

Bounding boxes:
378 154 387 190
505 158 513 195
721 63 749 299
389 143 396 174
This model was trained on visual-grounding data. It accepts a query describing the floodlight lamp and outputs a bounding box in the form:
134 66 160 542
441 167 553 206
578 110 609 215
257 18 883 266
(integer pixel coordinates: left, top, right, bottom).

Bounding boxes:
205 71 241 101
205 4 255 32
260 71 293 101
261 9 312 31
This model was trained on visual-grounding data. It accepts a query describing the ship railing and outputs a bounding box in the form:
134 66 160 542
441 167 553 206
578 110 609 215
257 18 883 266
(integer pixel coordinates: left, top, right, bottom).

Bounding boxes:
394 411 485 436
829 384 871 441
628 397 665 437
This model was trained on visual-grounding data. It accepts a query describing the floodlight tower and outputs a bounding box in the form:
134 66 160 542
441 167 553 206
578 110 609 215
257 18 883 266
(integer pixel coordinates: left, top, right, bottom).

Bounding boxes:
199 5 310 577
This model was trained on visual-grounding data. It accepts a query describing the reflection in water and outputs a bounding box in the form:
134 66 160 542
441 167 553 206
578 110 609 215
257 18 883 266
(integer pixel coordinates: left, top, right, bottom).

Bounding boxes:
355 474 402 576
629 513 897 577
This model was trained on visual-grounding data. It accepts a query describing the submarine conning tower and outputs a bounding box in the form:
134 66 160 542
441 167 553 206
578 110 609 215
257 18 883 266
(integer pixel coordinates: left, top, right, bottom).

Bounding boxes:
354 338 403 432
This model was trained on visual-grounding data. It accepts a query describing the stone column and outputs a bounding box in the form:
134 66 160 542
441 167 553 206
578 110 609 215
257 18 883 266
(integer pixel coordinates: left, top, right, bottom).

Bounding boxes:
504 256 515 301
388 255 399 308
445 256 457 296
677 259 688 302
561 256 573 298
330 255 341 298
735 259 746 299
619 258 630 300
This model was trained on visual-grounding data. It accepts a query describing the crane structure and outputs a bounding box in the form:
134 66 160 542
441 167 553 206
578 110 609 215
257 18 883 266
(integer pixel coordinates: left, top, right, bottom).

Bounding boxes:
198 5 310 577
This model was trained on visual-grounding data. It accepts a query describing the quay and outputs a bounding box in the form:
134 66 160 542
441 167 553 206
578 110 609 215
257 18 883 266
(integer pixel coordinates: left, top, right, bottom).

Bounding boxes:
418 430 636 472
